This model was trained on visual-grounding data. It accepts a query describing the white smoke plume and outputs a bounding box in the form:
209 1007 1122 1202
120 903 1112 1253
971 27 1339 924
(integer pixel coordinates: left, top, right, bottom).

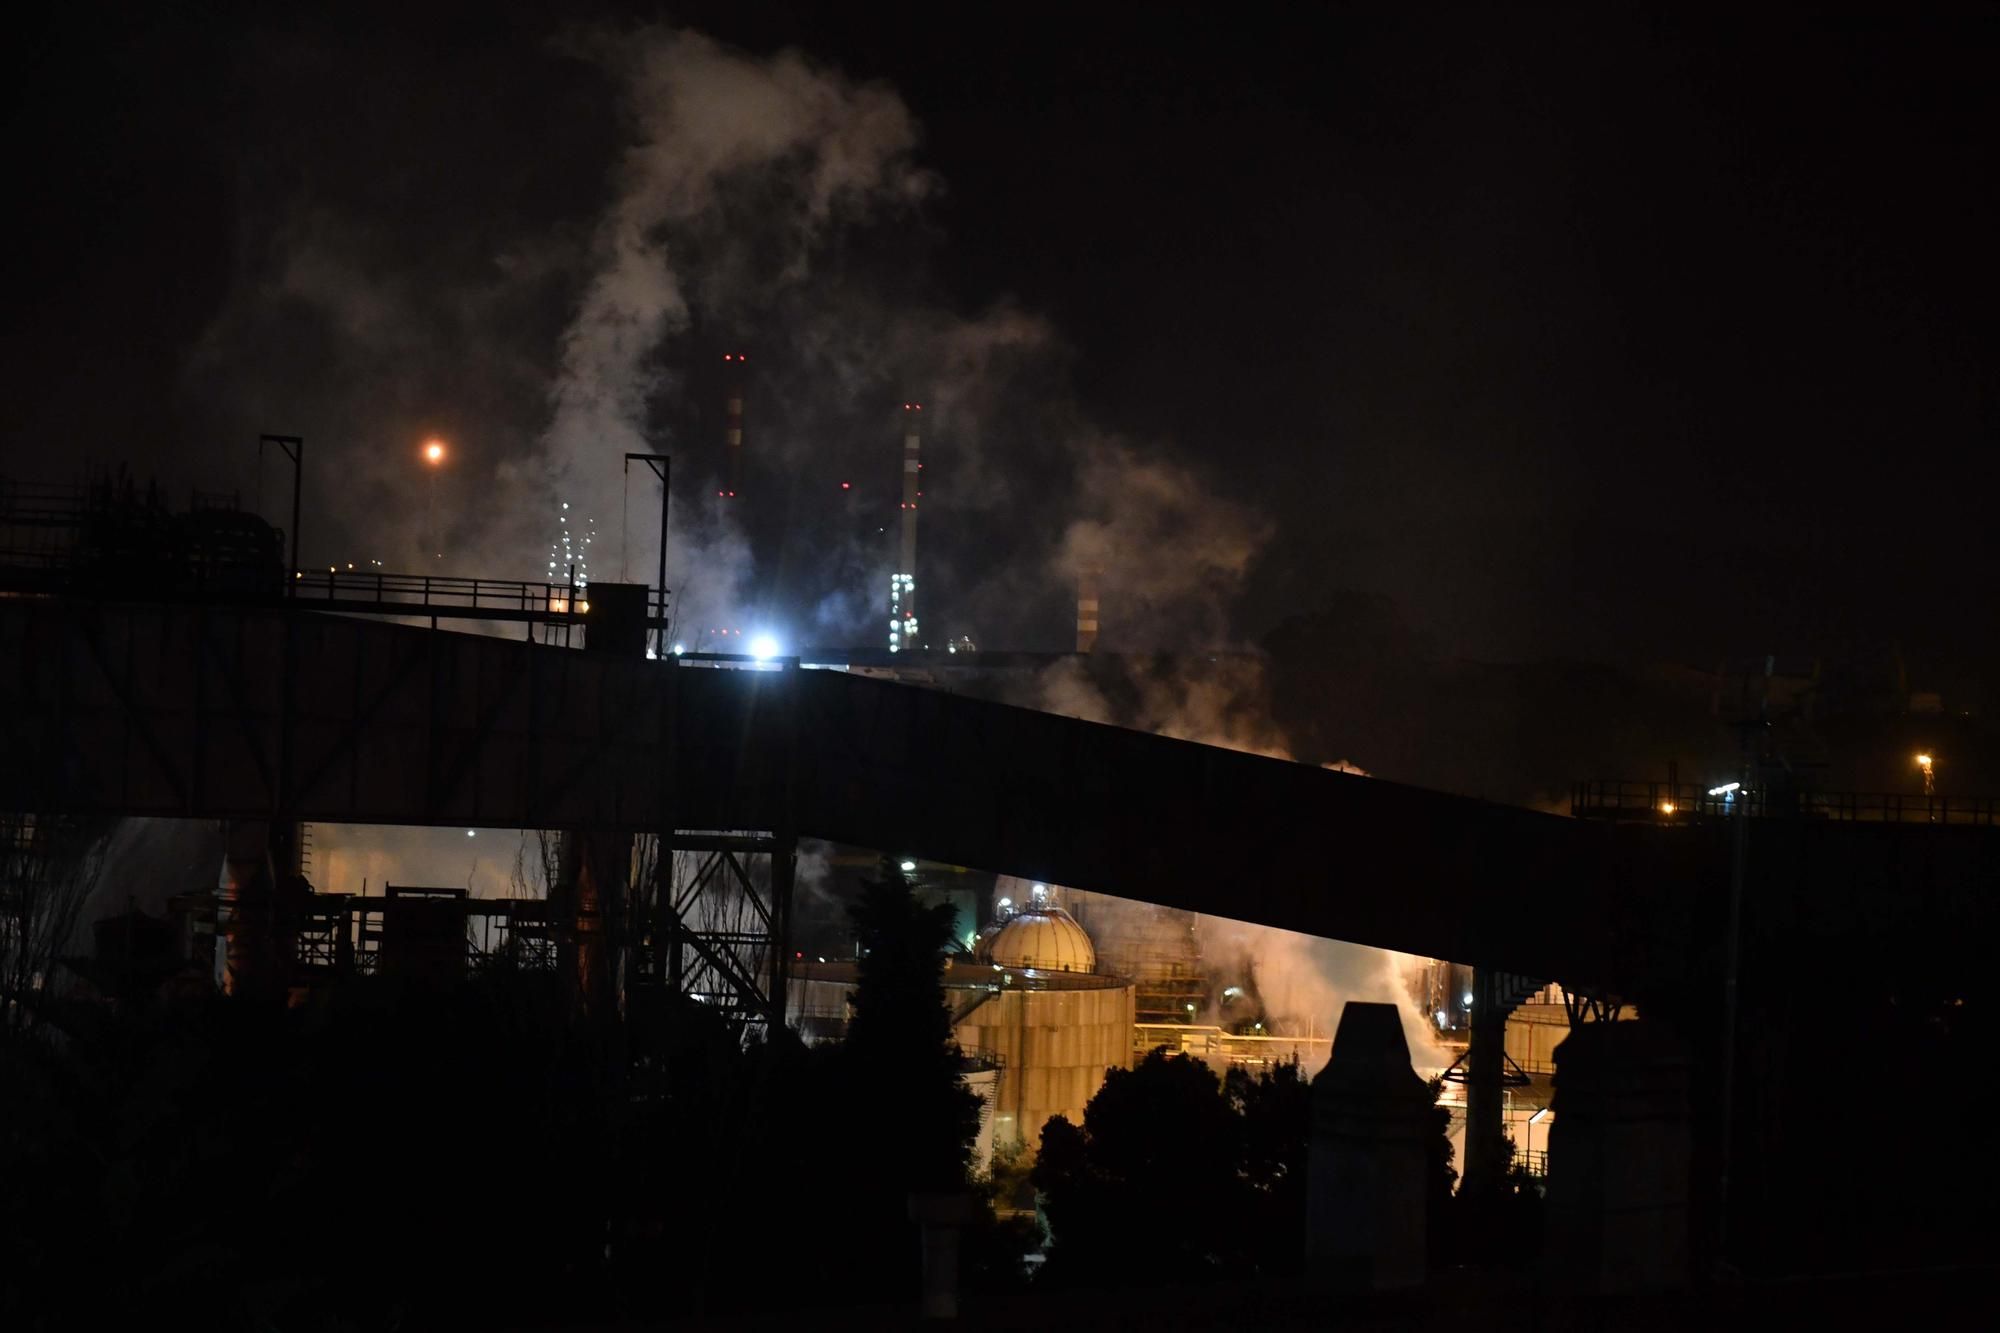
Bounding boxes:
1057 437 1274 651
179 23 1304 907
1029 654 1291 759
1197 914 1444 1071
1024 652 1442 1067
541 28 931 637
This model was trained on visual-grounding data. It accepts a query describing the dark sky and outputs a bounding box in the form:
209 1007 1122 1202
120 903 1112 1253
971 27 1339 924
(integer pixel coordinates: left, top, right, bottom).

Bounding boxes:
5 3 1996 666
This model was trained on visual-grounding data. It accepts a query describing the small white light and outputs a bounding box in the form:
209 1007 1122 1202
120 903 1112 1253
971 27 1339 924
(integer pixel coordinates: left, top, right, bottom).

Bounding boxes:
466 830 475 838
1463 991 1474 1007
672 643 685 655
1185 1003 1196 1013
1708 781 1741 796
899 859 917 872
997 897 1012 910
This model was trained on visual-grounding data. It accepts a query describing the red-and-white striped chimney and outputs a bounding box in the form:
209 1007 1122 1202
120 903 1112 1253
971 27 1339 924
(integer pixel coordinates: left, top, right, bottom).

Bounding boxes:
721 353 745 499
1076 566 1101 653
890 401 921 651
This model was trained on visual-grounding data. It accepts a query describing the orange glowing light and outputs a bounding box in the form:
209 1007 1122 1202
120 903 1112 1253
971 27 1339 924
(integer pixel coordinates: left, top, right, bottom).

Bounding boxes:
1660 800 1677 815
423 440 446 465
1916 752 1934 770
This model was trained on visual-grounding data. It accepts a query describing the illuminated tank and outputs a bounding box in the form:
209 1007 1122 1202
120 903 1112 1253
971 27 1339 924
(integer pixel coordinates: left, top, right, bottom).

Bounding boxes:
785 900 1135 1164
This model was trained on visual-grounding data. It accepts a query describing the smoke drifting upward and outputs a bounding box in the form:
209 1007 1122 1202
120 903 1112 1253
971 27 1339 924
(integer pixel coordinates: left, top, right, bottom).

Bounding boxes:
1057 439 1273 651
1197 914 1444 1070
178 21 1305 890
1022 646 1436 1066
184 21 1270 653
1028 654 1291 760
544 28 931 636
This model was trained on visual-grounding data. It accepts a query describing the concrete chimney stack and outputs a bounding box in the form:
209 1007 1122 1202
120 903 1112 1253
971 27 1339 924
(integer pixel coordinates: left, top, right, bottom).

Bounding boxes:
890 402 921 652
1076 566 1100 653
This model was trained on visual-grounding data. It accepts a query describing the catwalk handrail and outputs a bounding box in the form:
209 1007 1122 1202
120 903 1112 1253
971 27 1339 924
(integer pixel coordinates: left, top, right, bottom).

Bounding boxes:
0 558 670 627
286 567 615 616
1572 779 2000 826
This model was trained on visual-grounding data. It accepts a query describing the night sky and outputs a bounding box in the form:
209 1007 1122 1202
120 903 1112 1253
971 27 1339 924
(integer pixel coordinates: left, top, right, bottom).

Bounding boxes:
5 3 1995 668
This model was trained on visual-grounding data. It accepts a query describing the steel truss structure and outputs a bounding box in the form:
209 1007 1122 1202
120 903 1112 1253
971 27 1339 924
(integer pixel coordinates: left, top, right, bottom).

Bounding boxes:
639 830 795 1033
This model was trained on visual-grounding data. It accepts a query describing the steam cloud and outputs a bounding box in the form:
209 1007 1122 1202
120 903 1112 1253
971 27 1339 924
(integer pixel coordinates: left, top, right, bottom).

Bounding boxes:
181 19 1423 1070
190 22 1262 655
1197 915 1444 1069
540 28 931 638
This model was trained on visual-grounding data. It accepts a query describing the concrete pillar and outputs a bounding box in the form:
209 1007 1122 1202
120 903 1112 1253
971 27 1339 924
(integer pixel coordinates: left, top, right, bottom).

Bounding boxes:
1461 968 1510 1198
1308 1001 1433 1290
1544 1020 1691 1293
906 1192 976 1320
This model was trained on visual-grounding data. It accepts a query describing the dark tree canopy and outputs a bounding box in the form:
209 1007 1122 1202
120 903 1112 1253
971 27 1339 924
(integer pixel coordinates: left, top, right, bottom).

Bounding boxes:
843 875 982 1195
1032 1052 1309 1283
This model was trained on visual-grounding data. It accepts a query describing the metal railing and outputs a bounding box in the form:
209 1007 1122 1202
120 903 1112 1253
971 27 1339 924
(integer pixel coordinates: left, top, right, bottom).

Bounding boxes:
286 567 631 619
1572 779 2000 827
0 556 669 630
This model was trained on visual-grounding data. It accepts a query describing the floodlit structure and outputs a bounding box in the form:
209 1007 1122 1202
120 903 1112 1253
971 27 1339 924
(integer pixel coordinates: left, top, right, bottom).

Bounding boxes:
788 899 1135 1165
956 903 1133 1154
1066 889 1206 1026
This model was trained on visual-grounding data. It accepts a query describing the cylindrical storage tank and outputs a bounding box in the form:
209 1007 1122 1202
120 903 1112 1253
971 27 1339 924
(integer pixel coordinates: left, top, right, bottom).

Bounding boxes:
954 973 1135 1156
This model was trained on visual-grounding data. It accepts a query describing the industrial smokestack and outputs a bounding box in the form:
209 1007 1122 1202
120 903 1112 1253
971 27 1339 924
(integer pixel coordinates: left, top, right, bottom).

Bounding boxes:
891 401 921 651
721 353 746 499
1076 565 1100 653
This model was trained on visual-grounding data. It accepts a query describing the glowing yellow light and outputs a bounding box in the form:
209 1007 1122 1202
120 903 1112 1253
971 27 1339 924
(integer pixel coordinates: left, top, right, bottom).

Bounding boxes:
1659 800 1676 815
575 599 589 614
1916 753 1933 770
423 440 446 465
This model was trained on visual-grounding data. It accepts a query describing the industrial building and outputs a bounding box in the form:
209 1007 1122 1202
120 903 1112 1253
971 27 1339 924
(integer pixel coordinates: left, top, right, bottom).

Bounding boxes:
791 891 1135 1165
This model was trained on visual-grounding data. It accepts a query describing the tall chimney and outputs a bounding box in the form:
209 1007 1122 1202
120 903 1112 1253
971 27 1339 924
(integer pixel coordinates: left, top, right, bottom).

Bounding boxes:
1076 565 1100 653
722 353 745 499
890 401 921 652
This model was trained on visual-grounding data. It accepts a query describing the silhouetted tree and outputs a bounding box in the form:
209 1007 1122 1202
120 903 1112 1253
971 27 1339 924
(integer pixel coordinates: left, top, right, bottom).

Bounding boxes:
1033 1051 1246 1283
1226 1059 1311 1274
844 875 981 1192
1424 1074 1460 1262
817 876 981 1301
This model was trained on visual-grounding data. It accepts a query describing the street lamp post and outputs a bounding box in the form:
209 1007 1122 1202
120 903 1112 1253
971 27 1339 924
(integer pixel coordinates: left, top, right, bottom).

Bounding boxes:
422 439 446 563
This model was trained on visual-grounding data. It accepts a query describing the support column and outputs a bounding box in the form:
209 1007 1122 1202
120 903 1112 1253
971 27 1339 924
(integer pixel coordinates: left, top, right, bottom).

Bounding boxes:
1461 966 1511 1198
556 582 647 1017
1307 1001 1433 1290
1544 1020 1692 1293
907 1192 975 1320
